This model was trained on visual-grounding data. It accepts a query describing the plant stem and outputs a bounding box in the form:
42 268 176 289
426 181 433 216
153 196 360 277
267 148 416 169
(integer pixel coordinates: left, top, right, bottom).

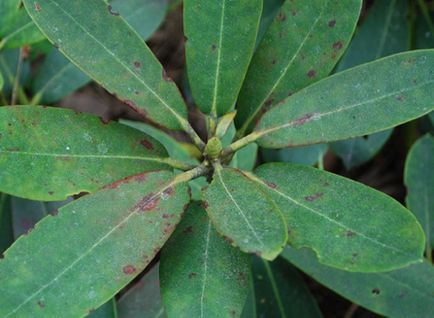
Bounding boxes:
179 118 206 151
221 131 261 156
162 158 197 171
173 164 210 184
11 48 24 105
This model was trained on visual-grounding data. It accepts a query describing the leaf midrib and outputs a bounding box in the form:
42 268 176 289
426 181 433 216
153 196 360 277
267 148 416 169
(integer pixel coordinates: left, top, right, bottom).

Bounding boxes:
4 178 177 317
40 0 185 124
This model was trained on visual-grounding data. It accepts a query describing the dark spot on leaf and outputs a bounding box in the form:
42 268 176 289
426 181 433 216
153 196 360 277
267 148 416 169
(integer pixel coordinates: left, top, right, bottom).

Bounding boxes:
50 209 59 216
7 123 12 127
163 187 174 197
395 95 405 102
162 69 173 82
99 117 110 125
107 4 120 16
162 213 172 219
123 99 136 108
271 59 277 65
182 226 193 234
333 41 343 50
229 309 237 316
123 265 136 275
307 69 317 78
293 113 316 126
264 98 274 111
134 90 140 95
323 181 330 187
48 191 54 196
203 201 209 209
6 147 20 152
133 193 160 212
304 192 323 202
53 43 60 49
328 20 336 27
188 272 197 279
277 11 286 21
133 61 141 68
140 139 153 150
372 288 380 295
211 44 217 51
34 3 41 12
346 230 356 237
223 235 234 244
37 300 45 308
267 182 277 189
291 10 297 16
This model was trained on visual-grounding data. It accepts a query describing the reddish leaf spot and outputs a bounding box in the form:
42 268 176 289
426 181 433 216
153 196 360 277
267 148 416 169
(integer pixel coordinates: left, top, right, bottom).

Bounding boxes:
34 3 41 12
182 226 193 234
188 272 197 279
99 117 110 125
133 61 141 68
304 192 323 202
123 100 136 108
107 4 120 16
307 69 317 78
123 265 136 275
267 182 277 189
293 113 316 127
163 187 174 197
162 213 172 219
140 139 154 150
133 193 160 212
328 20 336 27
333 41 343 50
37 300 45 308
203 201 209 209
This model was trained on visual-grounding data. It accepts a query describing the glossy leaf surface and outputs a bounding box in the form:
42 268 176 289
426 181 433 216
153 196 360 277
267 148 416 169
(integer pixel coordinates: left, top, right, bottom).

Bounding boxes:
256 50 434 148
405 135 434 249
31 49 90 104
202 167 287 260
117 264 165 318
23 0 188 129
0 171 190 317
110 0 168 39
184 0 262 115
0 106 170 201
261 144 329 166
252 257 322 318
282 247 434 318
161 203 250 318
254 163 425 271
236 0 362 133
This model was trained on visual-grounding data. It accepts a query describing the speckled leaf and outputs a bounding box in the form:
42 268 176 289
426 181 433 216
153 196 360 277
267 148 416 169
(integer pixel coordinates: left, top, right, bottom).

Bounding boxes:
31 49 90 104
256 50 434 148
0 194 14 254
236 0 362 133
0 106 171 201
331 0 408 168
261 144 329 166
0 171 190 317
184 0 262 116
23 0 188 129
88 299 117 318
282 247 434 318
117 264 166 318
331 130 393 170
252 257 322 318
405 135 434 250
11 197 69 239
161 203 250 318
202 167 287 260
110 0 168 40
253 163 425 272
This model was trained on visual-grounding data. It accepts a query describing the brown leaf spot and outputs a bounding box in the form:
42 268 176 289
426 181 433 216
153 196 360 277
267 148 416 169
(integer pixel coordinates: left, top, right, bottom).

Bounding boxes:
133 61 141 68
99 117 110 125
229 309 237 317
203 201 209 209
140 139 154 150
223 235 234 244
133 193 160 212
346 230 356 237
291 10 297 16
162 213 172 219
50 209 59 216
304 192 323 202
307 69 317 78
293 113 316 127
37 300 45 308
48 191 54 196
163 187 174 197
267 182 277 189
107 4 120 16
123 265 136 275
34 3 41 12
333 41 343 50
395 95 405 102
328 20 336 27
277 12 287 21
211 44 217 51
182 226 193 234
264 98 274 111
123 99 136 108
372 288 380 295
188 272 197 279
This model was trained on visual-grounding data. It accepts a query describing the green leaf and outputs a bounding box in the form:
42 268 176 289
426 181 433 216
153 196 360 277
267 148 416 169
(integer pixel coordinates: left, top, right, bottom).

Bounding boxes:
110 0 168 40
161 203 250 318
282 247 434 318
331 130 393 170
0 194 14 254
0 170 190 317
88 299 117 318
415 6 434 49
0 106 171 201
117 264 165 318
230 143 258 171
0 49 30 95
240 274 256 318
261 143 329 166
184 0 262 116
236 0 362 134
252 257 322 318
31 48 90 104
252 163 425 271
405 135 434 251
0 72 4 91
0 0 45 50
11 197 69 239
256 0 284 46
202 167 288 260
23 0 188 130
255 50 434 148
